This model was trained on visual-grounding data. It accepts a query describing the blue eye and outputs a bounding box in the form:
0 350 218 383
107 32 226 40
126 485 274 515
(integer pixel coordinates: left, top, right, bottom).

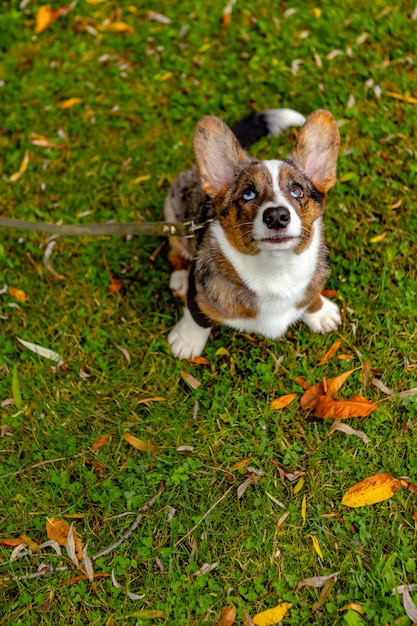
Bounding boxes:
242 188 257 202
290 185 303 199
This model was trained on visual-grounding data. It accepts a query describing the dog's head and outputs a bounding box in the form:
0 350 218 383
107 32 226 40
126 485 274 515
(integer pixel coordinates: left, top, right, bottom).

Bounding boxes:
194 110 339 255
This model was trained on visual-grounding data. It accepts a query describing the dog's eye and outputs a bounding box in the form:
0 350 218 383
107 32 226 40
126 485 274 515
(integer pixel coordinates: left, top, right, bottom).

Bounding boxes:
242 188 257 202
290 185 303 199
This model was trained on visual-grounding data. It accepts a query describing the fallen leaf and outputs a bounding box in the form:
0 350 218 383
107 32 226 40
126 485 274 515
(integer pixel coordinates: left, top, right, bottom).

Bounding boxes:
0 538 26 547
9 287 29 302
108 277 122 293
402 586 417 622
300 380 325 410
412 511 417 521
9 151 30 182
341 473 404 507
388 198 403 209
148 10 171 24
35 5 72 34
321 289 338 298
91 460 107 471
231 458 252 471
337 354 355 361
293 476 304 494
315 395 377 419
317 339 342 365
270 393 297 410
370 232 387 243
386 91 417 105
307 534 323 559
339 603 365 615
181 371 201 390
325 368 358 396
124 611 168 620
46 518 83 559
105 21 134 34
296 571 339 591
253 603 292 625
265 491 285 508
193 562 218 576
20 534 41 553
92 434 112 451
123 432 158 453
329 421 370 444
218 605 237 626
17 338 63 364
371 378 394 395
301 494 307 520
116 345 131 363
187 356 210 364
126 590 145 601
137 397 166 404
57 98 82 109
295 376 310 390
277 511 290 527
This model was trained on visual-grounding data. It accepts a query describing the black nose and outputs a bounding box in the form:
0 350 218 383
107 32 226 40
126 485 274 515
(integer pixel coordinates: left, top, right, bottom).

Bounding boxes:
263 206 291 230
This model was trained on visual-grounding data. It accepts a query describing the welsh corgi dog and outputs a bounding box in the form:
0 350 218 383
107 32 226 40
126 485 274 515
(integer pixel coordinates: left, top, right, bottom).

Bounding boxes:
164 108 341 359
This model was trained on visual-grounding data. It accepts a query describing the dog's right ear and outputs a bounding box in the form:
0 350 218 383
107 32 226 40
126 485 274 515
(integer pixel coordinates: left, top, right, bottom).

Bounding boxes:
194 116 247 201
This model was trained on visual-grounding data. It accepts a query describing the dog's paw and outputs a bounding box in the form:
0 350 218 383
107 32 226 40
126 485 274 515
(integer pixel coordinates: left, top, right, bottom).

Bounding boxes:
169 269 189 300
168 308 211 360
302 297 341 334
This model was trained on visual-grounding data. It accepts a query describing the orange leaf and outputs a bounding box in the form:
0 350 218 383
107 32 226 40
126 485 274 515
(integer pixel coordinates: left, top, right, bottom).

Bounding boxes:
35 5 72 34
46 518 83 559
218 604 237 626
58 97 82 109
9 287 29 302
341 473 404 507
230 458 252 471
91 460 107 471
300 380 325 410
108 277 122 293
92 434 112 451
270 393 297 410
187 356 210 365
325 368 357 397
317 338 342 365
295 376 310 390
181 371 201 390
105 21 134 33
314 395 377 419
0 538 25 547
321 289 338 298
123 432 158 453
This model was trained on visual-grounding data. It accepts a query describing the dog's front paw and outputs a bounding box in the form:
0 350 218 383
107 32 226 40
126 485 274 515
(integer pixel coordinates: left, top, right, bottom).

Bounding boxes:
302 296 341 334
169 269 189 300
168 308 211 360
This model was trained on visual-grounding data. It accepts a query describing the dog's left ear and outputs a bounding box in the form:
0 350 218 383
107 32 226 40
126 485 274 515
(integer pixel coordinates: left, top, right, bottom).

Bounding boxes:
194 116 247 200
291 110 340 194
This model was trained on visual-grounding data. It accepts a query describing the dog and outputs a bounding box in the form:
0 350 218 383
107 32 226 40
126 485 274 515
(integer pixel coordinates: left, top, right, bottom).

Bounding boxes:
164 107 341 359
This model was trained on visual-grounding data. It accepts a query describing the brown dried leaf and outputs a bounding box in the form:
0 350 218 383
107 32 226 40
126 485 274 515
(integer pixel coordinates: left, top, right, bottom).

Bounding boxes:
329 421 370 444
230 458 251 471
46 518 83 559
218 604 237 626
270 393 297 410
315 395 377 419
295 376 310 390
0 538 25 547
341 473 403 507
317 338 342 365
296 571 339 591
123 432 158 453
300 380 325 410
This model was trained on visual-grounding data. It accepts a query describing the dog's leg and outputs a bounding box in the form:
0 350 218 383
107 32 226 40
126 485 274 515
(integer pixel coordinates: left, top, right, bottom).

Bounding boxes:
168 308 211 359
302 296 341 333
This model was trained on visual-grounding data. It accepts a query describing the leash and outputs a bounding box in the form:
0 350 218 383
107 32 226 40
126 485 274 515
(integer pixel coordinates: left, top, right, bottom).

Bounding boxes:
0 216 213 238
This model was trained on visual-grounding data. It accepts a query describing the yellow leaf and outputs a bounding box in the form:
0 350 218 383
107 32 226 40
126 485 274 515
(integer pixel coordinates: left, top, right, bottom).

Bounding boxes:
9 287 29 302
301 494 306 520
58 97 82 109
123 432 158 453
307 534 323 559
20 534 41 552
159 71 174 82
253 603 292 625
132 174 151 185
35 5 72 34
270 393 297 410
341 473 404 507
370 232 387 243
105 21 134 34
313 7 321 17
9 151 30 182
340 603 365 615
293 476 304 494
386 91 417 105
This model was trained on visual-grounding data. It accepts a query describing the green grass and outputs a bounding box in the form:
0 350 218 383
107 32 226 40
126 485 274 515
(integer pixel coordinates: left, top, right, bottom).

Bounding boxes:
0 0 416 624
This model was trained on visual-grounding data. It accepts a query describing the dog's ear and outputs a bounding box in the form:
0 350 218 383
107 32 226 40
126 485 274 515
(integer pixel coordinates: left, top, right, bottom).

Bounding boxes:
194 116 247 200
290 110 339 194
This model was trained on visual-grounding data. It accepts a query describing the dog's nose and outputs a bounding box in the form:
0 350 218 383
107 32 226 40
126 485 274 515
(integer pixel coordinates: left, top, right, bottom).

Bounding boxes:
263 206 291 230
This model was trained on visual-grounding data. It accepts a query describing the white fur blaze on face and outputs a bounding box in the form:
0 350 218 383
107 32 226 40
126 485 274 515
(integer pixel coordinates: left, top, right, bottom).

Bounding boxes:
253 160 302 250
301 296 342 333
168 307 211 359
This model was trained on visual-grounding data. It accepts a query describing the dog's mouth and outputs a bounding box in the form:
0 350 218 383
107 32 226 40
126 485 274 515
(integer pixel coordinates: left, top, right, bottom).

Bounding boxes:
259 236 296 244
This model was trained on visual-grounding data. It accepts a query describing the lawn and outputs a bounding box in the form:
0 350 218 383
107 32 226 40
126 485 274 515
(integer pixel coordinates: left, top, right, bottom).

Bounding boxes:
0 0 416 624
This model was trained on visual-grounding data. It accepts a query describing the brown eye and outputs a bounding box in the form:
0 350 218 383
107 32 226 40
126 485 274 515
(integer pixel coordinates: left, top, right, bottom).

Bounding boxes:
290 185 303 199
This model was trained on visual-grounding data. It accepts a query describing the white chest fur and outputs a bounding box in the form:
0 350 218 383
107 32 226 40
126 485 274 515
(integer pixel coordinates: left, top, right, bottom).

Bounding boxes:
211 221 322 338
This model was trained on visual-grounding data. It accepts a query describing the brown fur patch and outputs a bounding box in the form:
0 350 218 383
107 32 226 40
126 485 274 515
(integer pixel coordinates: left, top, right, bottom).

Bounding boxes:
194 233 257 322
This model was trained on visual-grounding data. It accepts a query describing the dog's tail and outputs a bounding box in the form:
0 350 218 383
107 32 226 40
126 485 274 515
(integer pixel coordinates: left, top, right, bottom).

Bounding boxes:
230 108 306 150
